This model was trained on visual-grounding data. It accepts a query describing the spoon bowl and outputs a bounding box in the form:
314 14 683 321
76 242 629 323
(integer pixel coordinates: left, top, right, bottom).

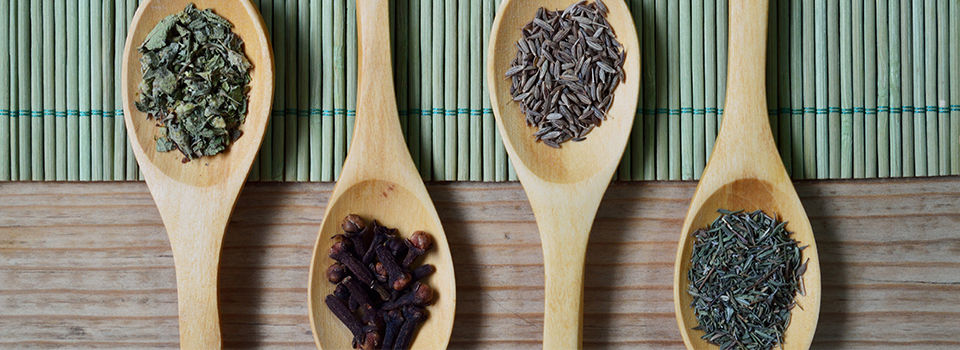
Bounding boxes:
121 0 273 348
307 1 455 348
673 1 820 348
488 0 640 348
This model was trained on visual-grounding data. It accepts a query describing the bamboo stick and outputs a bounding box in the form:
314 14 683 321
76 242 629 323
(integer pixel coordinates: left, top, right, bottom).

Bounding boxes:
19 0 31 180
43 0 56 180
668 0 679 180
655 0 667 180
815 0 827 178
864 0 877 178
320 0 333 181
101 0 113 180
76 0 90 180
332 0 345 180
284 0 299 181
30 0 41 180
306 0 318 181
642 0 655 180
430 0 443 180
456 0 469 181
924 0 939 175
716 0 726 157
0 0 8 181
419 0 432 180
852 0 864 178
935 0 949 174
468 0 479 181
910 0 927 177
110 0 125 180
900 0 913 177
877 0 890 177
678 0 691 180
840 0 853 178
889 0 903 177
346 0 357 157
481 0 494 181
790 0 803 178
623 0 638 180
66 0 77 180
951 0 959 175
296 0 309 181
395 0 409 163
828 0 840 178
692 0 704 179
89 0 101 181
443 0 456 180
8 0 17 181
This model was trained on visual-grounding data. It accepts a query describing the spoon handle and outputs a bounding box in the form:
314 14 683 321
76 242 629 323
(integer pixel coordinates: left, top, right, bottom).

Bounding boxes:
155 190 231 350
717 0 771 149
170 235 223 350
343 0 415 182
528 190 602 349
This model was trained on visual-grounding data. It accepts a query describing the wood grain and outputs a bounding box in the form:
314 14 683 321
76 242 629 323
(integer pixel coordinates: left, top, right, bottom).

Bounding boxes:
1 179 959 349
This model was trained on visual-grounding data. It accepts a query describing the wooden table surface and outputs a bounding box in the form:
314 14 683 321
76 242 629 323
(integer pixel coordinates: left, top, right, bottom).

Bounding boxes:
1 179 959 349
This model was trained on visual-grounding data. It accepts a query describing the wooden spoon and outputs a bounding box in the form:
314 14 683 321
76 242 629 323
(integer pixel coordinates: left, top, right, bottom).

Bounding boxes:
307 1 456 349
488 1 640 348
121 1 273 348
672 0 821 349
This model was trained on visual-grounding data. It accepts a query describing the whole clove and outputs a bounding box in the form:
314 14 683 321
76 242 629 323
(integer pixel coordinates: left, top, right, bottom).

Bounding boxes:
382 282 434 311
324 215 438 349
402 231 433 267
327 263 348 283
393 306 428 350
411 264 436 282
381 309 404 349
377 245 413 291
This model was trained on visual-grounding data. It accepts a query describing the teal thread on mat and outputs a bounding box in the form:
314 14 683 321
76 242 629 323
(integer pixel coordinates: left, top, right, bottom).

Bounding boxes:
951 105 960 112
285 108 297 115
334 108 346 116
865 108 877 115
103 110 114 117
841 108 853 114
456 108 469 116
791 108 803 115
937 107 950 113
347 110 356 117
693 108 705 115
271 109 284 116
310 108 322 115
816 108 828 115
321 110 334 117
67 110 79 116
668 109 680 115
115 109 123 117
642 108 656 115
656 108 669 114
79 111 91 117
877 106 890 113
902 106 914 113
890 107 902 114
680 107 693 113
298 109 309 117
828 107 841 114
421 109 431 117
0 109 8 116
718 109 724 115
853 107 866 113
444 109 456 116
91 110 102 117
469 109 481 116
482 108 492 114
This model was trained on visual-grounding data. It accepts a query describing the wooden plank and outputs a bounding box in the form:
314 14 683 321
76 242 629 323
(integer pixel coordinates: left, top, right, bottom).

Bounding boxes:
0 180 959 348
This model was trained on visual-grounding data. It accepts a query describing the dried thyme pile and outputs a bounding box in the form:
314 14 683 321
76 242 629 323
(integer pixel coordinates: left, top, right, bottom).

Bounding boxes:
505 0 626 148
135 4 252 162
687 209 808 350
325 215 437 350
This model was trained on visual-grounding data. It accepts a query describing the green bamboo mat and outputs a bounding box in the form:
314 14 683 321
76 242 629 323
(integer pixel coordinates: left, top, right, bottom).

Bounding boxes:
1 0 958 182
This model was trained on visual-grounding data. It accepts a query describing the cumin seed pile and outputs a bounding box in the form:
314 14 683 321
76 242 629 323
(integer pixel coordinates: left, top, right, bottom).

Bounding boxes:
506 0 625 148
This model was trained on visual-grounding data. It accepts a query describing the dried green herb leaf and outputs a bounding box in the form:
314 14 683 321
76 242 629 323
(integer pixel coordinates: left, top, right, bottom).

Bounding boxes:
135 3 252 162
687 209 807 350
